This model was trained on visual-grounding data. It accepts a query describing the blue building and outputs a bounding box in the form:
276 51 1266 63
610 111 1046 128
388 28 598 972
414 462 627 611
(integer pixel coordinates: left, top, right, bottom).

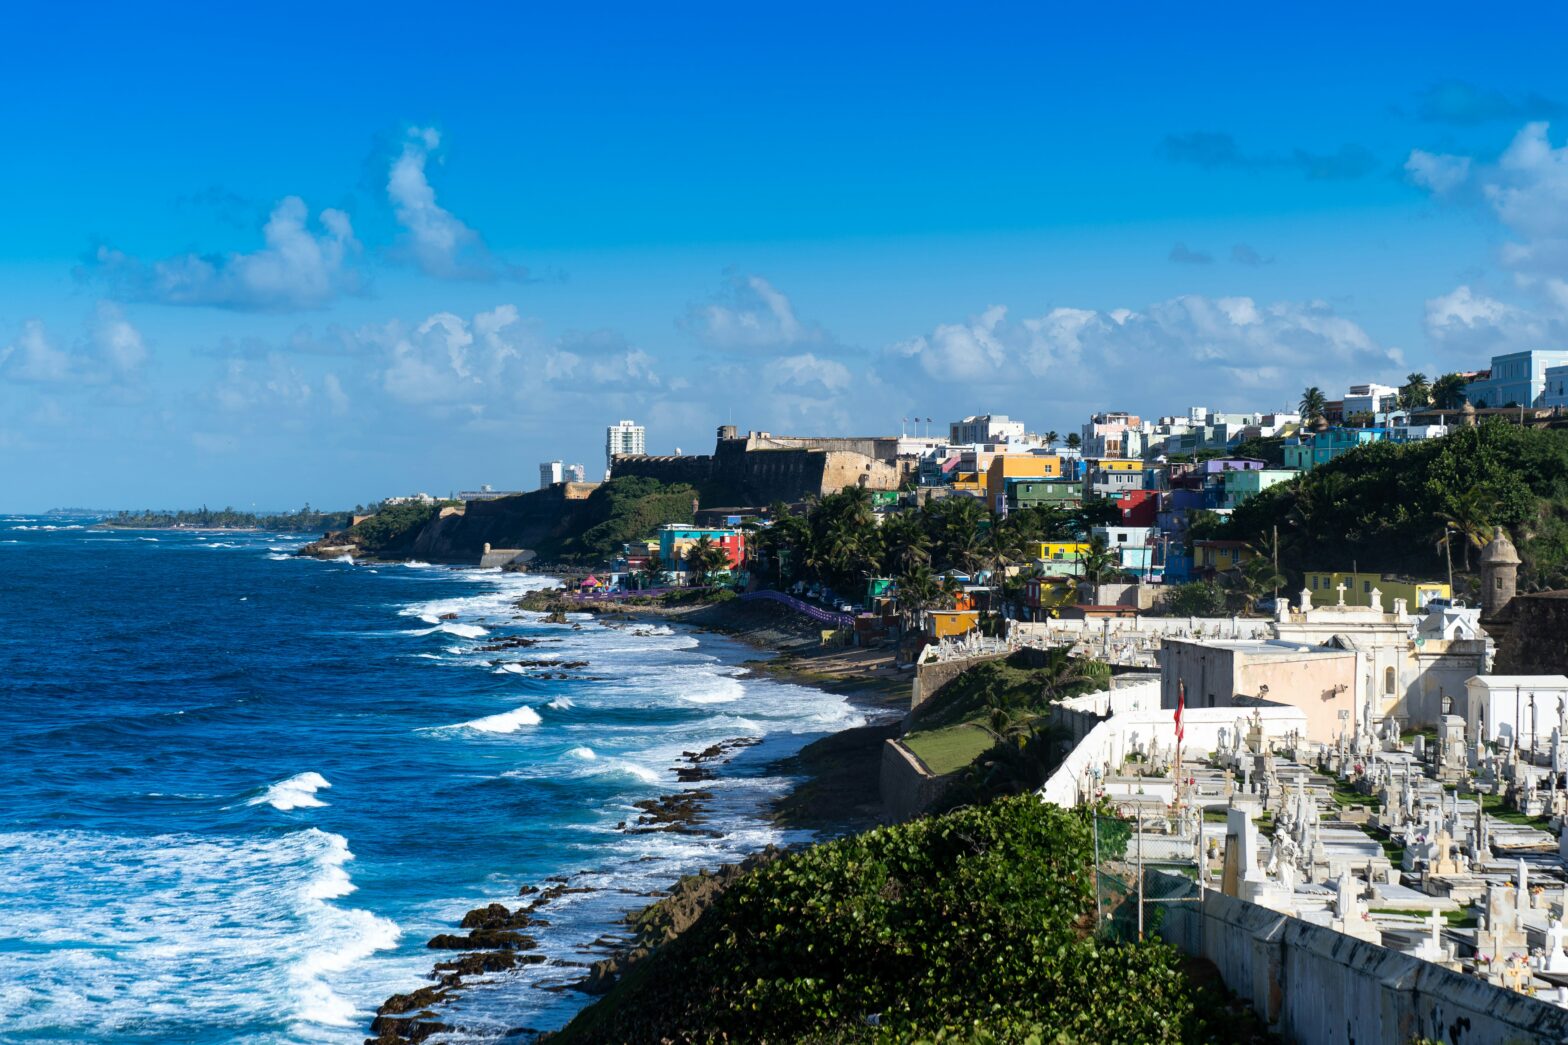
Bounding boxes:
1465 350 1568 409
1282 427 1387 471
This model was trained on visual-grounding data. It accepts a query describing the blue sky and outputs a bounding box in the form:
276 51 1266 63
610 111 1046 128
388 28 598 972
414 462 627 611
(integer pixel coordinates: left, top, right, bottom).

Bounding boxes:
5 2 1568 510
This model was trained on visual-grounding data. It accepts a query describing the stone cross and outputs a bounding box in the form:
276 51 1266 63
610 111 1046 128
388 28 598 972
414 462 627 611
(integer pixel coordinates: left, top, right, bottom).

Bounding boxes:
1335 581 1348 607
1548 920 1568 974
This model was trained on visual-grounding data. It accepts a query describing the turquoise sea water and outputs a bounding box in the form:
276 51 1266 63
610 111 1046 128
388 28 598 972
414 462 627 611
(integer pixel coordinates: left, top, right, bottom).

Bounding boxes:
0 518 862 1042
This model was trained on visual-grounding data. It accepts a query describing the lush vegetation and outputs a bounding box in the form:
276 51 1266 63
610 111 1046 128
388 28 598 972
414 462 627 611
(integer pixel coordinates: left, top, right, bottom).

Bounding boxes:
915 650 1112 807
347 500 458 551
105 505 354 531
554 796 1226 1044
1226 421 1568 590
555 477 696 561
1163 579 1229 616
752 487 1121 614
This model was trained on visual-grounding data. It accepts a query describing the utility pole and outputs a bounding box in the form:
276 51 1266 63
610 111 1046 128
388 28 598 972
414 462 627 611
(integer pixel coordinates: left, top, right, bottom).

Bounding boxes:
1444 526 1454 598
1136 818 1145 940
1273 523 1280 604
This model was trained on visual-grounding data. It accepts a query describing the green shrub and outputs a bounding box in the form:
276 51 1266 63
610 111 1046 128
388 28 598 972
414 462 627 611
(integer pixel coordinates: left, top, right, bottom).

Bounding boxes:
555 796 1214 1044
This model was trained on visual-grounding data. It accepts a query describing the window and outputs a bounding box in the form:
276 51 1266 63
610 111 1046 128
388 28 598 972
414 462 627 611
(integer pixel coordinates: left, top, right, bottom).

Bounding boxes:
1363 580 1372 593
1385 667 1396 695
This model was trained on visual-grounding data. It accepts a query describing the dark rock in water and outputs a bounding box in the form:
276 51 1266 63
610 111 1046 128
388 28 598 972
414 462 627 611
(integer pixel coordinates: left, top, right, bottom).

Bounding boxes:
458 902 534 931
377 986 451 1016
433 950 519 977
426 928 537 950
438 612 459 621
365 1014 451 1044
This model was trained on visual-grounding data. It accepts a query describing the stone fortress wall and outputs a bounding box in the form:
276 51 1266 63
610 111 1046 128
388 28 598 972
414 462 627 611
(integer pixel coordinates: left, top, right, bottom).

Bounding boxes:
610 426 903 505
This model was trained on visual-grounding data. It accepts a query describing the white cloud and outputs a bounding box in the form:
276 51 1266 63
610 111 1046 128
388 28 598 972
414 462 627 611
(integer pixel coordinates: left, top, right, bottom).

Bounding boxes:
1404 149 1471 195
764 353 852 397
389 127 521 281
93 303 147 375
1 306 151 386
683 275 827 350
95 196 360 312
885 294 1399 411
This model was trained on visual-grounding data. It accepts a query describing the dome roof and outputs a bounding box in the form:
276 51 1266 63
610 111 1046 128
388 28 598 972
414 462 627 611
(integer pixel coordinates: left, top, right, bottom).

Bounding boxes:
1480 529 1521 566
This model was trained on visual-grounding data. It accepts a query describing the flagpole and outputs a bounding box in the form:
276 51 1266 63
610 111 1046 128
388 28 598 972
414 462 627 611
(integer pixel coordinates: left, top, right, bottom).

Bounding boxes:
1174 680 1185 820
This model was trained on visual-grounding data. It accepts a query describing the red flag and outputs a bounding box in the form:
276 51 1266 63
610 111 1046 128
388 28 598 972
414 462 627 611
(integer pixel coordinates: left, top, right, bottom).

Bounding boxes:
1175 680 1186 743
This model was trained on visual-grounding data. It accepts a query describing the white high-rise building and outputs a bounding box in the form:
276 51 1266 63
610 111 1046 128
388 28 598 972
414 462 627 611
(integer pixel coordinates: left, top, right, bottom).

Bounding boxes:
606 419 646 476
565 462 587 483
540 460 565 489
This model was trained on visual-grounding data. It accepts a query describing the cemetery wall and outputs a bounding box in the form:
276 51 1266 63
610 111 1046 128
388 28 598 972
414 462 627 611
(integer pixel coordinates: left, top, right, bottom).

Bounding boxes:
1155 877 1568 1044
1038 697 1306 807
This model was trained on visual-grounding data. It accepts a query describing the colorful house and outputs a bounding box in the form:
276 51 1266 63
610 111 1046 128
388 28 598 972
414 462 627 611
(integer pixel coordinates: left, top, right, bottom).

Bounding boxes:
1115 489 1160 527
1221 468 1297 508
657 525 746 569
1282 428 1386 471
1005 477 1082 512
1302 571 1451 610
1083 458 1144 498
1030 541 1090 565
925 610 980 640
1021 576 1078 619
1193 539 1253 575
986 454 1062 512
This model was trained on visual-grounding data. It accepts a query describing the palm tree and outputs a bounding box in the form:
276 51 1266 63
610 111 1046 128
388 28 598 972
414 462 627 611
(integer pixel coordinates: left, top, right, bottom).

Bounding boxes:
895 563 942 633
1079 534 1122 591
1438 488 1493 572
1432 372 1469 411
685 535 730 586
1400 372 1431 411
1225 554 1286 614
640 552 667 589
1064 432 1082 451
878 510 931 576
1044 430 1060 449
1299 386 1328 423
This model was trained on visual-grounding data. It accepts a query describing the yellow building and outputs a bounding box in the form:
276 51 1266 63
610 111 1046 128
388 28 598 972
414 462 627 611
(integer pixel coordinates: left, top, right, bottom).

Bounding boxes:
925 610 980 639
1194 540 1253 574
984 454 1062 508
949 471 985 492
1303 571 1450 610
1029 541 1089 564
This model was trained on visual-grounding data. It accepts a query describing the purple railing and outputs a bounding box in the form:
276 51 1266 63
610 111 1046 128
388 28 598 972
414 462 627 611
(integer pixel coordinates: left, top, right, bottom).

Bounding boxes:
739 589 855 628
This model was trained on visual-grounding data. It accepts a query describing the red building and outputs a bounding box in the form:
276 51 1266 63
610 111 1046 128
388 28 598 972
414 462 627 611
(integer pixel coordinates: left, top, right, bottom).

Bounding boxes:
1116 489 1160 528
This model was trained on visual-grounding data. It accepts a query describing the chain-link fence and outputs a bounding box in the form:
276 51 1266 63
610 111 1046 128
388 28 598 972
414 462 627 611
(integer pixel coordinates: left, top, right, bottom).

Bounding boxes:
1089 809 1204 944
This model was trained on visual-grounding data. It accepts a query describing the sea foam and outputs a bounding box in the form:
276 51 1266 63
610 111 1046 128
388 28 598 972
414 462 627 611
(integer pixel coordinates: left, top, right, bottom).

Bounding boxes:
453 705 542 733
251 771 332 811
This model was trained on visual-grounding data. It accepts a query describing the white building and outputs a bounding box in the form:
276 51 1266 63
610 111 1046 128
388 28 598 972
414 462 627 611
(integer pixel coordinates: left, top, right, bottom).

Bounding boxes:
605 419 646 476
1342 383 1400 418
565 462 586 483
539 460 565 488
1081 412 1143 458
1462 675 1568 749
949 414 1025 445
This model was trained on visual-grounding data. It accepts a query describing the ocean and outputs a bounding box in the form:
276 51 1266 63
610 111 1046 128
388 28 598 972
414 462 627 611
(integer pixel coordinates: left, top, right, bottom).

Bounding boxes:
0 517 864 1043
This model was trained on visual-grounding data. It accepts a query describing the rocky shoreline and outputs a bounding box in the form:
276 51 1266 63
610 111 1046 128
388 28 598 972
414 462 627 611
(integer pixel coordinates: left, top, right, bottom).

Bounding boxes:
365 581 910 1044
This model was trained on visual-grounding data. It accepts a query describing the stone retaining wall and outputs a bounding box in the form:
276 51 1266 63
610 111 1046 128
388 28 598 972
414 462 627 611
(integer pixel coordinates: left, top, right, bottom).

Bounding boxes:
1155 874 1568 1044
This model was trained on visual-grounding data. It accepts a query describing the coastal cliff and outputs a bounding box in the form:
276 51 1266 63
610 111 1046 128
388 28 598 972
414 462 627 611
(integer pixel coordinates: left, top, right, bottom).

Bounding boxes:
300 478 696 565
